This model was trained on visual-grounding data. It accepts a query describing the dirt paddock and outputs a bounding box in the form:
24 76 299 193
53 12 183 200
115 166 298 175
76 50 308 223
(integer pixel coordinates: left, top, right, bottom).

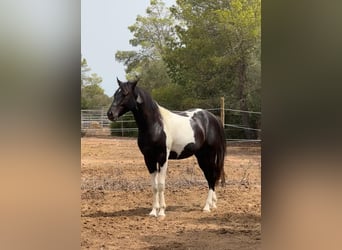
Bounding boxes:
81 137 261 249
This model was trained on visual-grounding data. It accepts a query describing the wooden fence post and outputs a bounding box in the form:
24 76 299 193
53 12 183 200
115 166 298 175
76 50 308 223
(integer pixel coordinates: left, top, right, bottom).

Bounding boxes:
220 97 225 127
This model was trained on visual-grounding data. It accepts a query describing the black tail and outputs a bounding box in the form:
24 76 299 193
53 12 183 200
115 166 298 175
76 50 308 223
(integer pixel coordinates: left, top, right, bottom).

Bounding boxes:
195 110 227 190
215 118 226 187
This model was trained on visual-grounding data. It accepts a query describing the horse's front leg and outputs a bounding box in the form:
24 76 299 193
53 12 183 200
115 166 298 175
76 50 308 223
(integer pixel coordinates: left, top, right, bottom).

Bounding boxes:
203 189 216 212
149 171 159 217
146 151 169 217
157 159 168 217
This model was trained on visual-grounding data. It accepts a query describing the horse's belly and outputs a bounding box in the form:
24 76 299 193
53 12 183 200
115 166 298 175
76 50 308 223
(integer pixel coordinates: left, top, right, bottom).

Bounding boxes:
169 135 196 159
160 106 198 158
169 142 195 159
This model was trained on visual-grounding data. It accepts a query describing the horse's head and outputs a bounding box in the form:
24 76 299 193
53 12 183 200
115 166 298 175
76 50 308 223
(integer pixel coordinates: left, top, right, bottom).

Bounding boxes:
107 78 141 121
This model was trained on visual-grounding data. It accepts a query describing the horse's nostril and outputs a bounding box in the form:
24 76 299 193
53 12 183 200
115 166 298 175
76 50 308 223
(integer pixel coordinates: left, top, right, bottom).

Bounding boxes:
107 111 114 120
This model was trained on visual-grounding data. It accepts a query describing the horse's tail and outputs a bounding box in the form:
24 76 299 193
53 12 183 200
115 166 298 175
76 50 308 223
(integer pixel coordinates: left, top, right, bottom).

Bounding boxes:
215 118 227 187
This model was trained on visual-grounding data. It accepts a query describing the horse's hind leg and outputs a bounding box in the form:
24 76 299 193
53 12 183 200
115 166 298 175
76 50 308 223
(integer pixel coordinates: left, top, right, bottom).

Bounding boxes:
195 151 218 212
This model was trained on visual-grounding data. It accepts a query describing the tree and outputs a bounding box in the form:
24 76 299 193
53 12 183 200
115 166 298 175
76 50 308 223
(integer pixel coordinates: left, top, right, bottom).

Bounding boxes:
165 0 261 138
115 0 175 95
81 57 91 86
115 0 261 138
81 57 111 109
215 0 261 138
128 0 176 58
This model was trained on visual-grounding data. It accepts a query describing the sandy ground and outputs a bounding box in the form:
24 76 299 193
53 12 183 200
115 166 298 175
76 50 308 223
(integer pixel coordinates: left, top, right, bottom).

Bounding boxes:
81 137 261 249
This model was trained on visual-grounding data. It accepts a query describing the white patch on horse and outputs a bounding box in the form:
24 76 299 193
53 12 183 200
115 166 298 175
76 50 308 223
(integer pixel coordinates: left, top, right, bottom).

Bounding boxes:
157 151 169 217
149 172 159 217
158 106 201 157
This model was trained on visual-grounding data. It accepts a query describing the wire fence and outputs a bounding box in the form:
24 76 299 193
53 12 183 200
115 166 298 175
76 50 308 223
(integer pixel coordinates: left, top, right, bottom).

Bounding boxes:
81 107 261 143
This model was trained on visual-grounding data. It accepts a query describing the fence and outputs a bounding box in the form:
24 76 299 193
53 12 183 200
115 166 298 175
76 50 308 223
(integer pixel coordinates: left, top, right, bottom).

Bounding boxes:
81 108 112 136
81 105 261 143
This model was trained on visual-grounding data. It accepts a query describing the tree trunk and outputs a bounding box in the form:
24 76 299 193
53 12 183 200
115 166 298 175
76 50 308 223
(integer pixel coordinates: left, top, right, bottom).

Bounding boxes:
237 60 253 139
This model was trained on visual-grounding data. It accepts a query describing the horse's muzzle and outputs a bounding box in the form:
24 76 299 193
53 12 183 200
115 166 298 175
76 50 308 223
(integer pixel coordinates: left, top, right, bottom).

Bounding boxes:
107 111 118 121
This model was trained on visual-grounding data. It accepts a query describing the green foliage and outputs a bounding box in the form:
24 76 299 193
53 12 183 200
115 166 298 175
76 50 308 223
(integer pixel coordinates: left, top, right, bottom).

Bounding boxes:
166 0 260 100
115 0 180 108
114 0 261 139
81 58 91 85
110 115 138 137
81 57 111 109
128 0 176 57
152 84 186 110
129 60 172 94
165 0 261 138
81 84 111 109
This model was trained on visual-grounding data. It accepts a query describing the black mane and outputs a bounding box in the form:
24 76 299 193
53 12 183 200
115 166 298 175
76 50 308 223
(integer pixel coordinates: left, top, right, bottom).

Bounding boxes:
133 86 163 130
135 86 159 113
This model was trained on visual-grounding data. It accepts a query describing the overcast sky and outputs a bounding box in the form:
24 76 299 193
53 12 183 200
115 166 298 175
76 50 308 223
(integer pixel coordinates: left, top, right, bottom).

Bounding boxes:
81 0 175 96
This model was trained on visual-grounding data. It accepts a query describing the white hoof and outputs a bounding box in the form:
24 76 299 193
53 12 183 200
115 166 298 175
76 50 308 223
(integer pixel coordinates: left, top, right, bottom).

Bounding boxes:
149 208 158 217
158 208 166 217
203 205 211 212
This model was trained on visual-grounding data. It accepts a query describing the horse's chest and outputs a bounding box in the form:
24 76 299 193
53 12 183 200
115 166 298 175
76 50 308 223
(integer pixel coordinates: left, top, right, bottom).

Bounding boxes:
137 127 167 153
163 116 196 156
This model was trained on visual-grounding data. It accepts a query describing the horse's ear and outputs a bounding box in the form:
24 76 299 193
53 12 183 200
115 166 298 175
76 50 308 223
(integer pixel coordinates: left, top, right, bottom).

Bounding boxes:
117 77 129 95
131 79 139 89
117 77 123 86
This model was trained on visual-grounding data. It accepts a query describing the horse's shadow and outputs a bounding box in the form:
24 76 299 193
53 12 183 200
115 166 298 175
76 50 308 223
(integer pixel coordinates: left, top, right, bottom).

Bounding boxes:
82 205 191 218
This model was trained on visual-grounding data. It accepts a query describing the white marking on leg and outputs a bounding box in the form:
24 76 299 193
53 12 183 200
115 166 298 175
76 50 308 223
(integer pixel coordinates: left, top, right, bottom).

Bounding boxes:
157 151 169 217
212 191 217 209
158 182 166 217
149 172 159 217
157 164 168 216
203 189 214 212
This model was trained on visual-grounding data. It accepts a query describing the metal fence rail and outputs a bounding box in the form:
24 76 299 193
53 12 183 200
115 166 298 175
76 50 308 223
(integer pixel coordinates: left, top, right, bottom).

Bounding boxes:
81 107 261 143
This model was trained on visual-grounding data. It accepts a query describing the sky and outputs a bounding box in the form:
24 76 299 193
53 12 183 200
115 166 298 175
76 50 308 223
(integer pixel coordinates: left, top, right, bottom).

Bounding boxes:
81 0 175 96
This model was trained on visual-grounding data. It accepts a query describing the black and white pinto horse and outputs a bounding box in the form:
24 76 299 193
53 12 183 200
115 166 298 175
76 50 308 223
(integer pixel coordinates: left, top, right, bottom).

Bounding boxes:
107 78 226 217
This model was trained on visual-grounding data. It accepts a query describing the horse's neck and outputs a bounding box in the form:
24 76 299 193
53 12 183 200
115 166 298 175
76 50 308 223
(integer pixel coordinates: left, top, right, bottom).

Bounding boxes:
131 89 162 131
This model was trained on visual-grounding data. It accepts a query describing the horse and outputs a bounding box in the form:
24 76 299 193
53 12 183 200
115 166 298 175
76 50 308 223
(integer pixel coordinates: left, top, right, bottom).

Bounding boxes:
107 78 226 217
